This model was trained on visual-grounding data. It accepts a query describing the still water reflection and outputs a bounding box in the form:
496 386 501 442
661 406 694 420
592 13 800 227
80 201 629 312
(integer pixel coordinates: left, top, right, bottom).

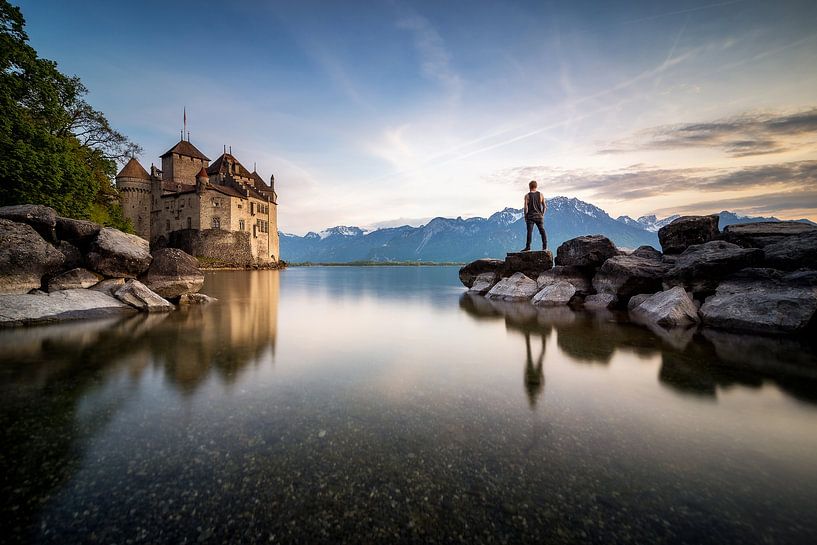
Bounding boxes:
1 267 816 544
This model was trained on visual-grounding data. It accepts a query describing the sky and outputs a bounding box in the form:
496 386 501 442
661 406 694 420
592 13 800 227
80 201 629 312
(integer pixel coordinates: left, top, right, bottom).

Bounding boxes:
16 0 817 234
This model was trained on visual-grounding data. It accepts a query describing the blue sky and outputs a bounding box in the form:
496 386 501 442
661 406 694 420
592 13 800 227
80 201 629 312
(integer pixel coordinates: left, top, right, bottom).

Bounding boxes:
17 0 817 233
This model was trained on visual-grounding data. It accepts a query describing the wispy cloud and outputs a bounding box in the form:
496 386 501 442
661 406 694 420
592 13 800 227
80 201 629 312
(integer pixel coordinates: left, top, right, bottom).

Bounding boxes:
397 13 463 101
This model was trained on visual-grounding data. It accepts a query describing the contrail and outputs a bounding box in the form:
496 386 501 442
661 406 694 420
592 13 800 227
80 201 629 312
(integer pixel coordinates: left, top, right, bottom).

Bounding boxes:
619 0 745 25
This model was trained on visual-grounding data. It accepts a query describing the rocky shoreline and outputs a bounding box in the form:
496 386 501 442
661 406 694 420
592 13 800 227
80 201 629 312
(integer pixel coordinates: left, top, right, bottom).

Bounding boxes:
0 205 215 327
459 215 816 336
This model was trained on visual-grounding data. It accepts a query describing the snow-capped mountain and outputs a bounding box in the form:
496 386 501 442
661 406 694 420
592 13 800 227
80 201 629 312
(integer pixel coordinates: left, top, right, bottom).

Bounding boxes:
279 197 813 263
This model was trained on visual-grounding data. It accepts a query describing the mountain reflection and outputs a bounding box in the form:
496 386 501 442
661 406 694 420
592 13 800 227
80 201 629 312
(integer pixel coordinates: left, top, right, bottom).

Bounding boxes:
458 293 817 406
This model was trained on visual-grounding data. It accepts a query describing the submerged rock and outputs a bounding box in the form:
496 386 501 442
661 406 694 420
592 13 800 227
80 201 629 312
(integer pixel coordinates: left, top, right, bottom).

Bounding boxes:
531 281 576 306
700 268 817 334
0 219 64 294
114 280 174 312
86 227 152 278
467 272 498 295
502 251 553 278
556 235 619 268
0 289 135 327
593 254 671 301
663 240 764 296
458 259 504 288
630 286 700 327
485 272 540 301
658 215 719 254
47 268 103 292
140 248 204 298
720 221 816 248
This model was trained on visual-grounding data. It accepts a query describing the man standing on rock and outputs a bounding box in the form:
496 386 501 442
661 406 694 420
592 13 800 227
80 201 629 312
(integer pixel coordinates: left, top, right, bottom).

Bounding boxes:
521 180 547 251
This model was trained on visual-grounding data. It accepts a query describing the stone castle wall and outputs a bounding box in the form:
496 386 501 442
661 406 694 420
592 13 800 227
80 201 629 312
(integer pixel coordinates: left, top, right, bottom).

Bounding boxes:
118 179 152 240
162 154 208 185
157 228 256 267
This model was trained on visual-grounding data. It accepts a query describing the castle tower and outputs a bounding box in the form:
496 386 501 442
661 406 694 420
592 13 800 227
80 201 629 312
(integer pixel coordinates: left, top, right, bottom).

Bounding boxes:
160 140 210 185
115 158 152 239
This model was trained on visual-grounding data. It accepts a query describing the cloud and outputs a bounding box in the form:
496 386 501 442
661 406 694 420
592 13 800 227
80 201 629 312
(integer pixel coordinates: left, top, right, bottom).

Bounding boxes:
600 108 817 157
654 189 817 217
397 13 462 100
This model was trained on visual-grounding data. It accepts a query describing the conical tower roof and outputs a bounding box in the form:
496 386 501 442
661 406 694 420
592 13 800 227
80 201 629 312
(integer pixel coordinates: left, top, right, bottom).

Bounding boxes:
116 157 150 180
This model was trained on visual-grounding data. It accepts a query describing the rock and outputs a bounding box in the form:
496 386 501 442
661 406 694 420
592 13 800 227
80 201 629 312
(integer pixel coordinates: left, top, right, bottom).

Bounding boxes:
501 250 553 278
0 289 136 327
536 266 594 296
593 255 672 301
721 221 817 248
458 259 504 288
762 231 817 271
531 281 576 306
57 240 84 270
627 293 651 312
485 272 540 301
631 245 662 259
663 240 764 296
584 293 617 309
556 235 619 268
89 278 126 296
55 216 101 247
630 286 700 327
0 219 65 294
140 248 204 298
86 227 152 278
0 204 57 242
658 215 720 254
114 280 175 312
700 268 817 334
467 272 498 295
47 268 103 292
178 293 217 305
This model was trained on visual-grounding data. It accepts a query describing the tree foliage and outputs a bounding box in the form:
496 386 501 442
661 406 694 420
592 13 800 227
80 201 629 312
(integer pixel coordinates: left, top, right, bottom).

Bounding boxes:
0 0 140 230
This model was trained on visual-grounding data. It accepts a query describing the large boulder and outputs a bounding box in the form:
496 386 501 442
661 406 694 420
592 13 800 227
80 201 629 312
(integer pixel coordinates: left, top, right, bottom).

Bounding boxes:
762 231 817 271
86 227 152 278
583 293 617 309
631 245 662 260
485 272 540 301
467 272 498 295
531 281 576 307
700 268 817 334
593 254 671 301
458 259 504 288
556 235 619 268
663 240 764 296
55 216 101 248
501 251 553 278
89 278 126 296
630 286 700 327
720 221 816 248
536 266 594 296
0 289 136 327
0 204 57 242
0 219 65 294
140 248 204 298
113 280 174 312
658 215 720 254
47 268 103 292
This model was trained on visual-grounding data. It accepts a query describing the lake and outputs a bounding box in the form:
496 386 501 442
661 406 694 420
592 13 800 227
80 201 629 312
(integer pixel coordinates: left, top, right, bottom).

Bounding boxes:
2 267 816 544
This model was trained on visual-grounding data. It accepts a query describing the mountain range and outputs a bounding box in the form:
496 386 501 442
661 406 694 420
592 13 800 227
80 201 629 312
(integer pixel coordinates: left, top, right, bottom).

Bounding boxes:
279 196 813 263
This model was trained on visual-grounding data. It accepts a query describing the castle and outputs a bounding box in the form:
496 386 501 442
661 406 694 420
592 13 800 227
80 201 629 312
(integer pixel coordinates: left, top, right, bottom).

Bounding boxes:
116 138 279 265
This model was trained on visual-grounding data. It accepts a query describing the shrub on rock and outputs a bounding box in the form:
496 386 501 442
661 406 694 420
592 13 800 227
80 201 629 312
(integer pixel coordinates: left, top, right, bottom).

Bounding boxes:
658 215 719 254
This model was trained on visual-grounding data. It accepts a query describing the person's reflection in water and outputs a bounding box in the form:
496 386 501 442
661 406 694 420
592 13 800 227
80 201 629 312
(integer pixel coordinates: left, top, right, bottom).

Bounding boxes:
524 330 546 409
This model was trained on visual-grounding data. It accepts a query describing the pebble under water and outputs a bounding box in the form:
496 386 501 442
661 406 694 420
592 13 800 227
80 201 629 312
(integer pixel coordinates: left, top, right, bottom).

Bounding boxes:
1 267 816 544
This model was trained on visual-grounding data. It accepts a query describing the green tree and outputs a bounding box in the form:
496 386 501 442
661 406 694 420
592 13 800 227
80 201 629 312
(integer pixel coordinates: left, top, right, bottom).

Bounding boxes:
0 0 140 230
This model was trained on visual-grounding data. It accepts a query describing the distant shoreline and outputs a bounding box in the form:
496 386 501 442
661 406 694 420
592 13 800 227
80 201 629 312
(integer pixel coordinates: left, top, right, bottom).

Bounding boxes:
287 261 464 267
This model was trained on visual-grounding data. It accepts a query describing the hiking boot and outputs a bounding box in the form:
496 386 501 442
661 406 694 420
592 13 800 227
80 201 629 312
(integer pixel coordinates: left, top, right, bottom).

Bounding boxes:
519 247 531 252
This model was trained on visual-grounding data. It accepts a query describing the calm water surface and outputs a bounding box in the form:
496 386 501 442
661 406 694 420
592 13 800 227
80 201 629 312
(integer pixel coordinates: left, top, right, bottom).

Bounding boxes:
2 267 817 544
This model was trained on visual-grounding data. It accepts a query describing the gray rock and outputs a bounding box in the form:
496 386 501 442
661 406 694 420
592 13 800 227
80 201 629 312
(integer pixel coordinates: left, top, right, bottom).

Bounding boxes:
87 227 152 278
721 221 816 248
178 293 218 305
467 272 498 295
593 254 672 300
658 215 720 254
556 235 619 268
47 268 103 292
501 250 553 278
700 268 817 334
630 286 700 327
762 231 817 271
536 266 594 296
485 272 540 301
55 216 101 245
663 240 764 296
89 278 126 296
627 293 651 312
631 245 662 259
140 248 204 298
0 204 57 242
584 293 617 309
458 259 504 288
0 289 135 327
57 240 84 270
531 280 576 306
0 219 65 294
114 280 175 312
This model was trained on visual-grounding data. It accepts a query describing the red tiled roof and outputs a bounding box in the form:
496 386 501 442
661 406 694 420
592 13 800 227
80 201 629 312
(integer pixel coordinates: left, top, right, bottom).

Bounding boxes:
160 140 210 161
116 158 150 180
197 167 209 178
207 153 253 179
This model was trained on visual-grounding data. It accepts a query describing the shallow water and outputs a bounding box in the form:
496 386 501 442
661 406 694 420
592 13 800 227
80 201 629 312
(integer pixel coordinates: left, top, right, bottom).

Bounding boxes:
1 267 816 544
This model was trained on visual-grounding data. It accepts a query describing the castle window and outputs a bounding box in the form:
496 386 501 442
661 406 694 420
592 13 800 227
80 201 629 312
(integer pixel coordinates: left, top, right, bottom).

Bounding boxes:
250 202 255 215
212 217 221 229
187 217 192 229
166 220 170 231
253 224 257 238
239 219 245 231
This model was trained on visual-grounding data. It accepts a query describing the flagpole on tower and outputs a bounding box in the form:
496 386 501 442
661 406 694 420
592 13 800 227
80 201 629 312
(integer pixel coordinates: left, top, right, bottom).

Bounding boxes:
183 107 187 141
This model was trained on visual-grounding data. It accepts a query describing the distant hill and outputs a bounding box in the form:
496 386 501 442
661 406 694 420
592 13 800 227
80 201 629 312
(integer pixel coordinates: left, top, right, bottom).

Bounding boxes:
279 197 814 263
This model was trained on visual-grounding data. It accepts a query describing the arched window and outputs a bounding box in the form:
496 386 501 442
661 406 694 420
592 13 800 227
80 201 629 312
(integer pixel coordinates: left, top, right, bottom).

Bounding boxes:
187 217 192 229
212 217 221 229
